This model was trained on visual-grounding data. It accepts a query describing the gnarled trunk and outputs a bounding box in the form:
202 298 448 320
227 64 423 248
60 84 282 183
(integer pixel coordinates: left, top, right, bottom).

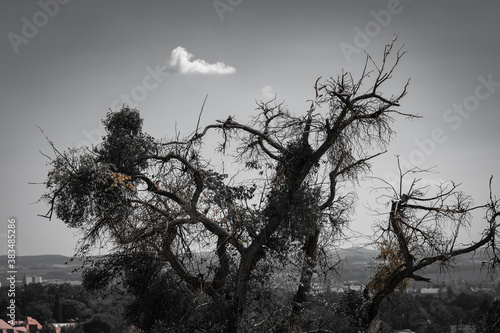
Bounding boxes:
292 228 320 315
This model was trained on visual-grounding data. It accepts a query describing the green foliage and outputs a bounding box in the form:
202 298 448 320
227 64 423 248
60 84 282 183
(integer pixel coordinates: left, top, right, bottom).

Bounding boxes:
480 299 500 332
45 152 135 230
53 293 62 323
27 300 54 324
277 139 314 183
45 152 97 227
334 290 370 330
374 291 496 332
264 140 322 253
98 107 153 175
42 44 494 332
60 298 88 322
41 325 57 333
265 183 321 254
43 108 152 241
0 283 129 332
83 253 196 331
82 313 113 333
121 256 192 331
61 326 84 333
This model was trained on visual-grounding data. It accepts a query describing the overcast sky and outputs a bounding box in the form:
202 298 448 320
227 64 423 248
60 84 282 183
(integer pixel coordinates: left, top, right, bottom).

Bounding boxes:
1 0 499 256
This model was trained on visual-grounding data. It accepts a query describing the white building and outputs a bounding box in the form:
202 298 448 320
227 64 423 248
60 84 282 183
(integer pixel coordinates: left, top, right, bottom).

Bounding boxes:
23 275 42 285
420 287 440 295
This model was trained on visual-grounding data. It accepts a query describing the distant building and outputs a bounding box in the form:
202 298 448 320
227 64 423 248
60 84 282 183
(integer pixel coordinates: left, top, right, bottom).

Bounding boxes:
344 280 364 291
51 321 77 333
42 279 81 285
13 317 42 333
23 275 42 285
23 275 32 285
26 317 42 333
420 287 440 295
329 285 346 293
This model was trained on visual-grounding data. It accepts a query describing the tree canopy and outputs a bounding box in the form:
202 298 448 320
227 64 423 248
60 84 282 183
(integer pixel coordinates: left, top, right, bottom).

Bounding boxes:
40 41 499 332
365 165 499 331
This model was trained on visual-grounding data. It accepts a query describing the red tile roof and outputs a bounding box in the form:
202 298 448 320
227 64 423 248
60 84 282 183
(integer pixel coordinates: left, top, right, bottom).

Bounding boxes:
0 319 27 332
26 317 43 330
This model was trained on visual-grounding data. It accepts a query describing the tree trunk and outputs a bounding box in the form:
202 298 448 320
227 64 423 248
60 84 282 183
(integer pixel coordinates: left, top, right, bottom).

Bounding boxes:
229 241 268 331
366 314 381 333
366 269 408 330
229 177 308 331
293 228 320 315
229 254 253 331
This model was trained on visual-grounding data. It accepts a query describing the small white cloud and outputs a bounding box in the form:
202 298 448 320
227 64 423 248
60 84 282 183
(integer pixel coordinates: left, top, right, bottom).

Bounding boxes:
165 46 236 75
262 85 275 100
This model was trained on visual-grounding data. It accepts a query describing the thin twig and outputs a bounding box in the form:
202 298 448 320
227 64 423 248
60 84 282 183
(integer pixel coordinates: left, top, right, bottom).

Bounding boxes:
196 94 208 136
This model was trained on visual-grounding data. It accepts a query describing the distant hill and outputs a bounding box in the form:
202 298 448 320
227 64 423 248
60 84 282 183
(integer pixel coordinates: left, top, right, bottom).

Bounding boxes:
334 247 494 285
0 254 74 266
0 255 82 283
337 247 378 263
0 248 493 287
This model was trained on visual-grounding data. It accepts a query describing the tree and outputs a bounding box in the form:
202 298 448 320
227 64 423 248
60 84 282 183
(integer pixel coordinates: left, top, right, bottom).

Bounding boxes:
481 299 500 332
18 283 55 324
365 164 500 332
40 40 420 331
53 293 62 323
81 314 112 333
82 252 197 331
60 298 88 322
333 289 370 331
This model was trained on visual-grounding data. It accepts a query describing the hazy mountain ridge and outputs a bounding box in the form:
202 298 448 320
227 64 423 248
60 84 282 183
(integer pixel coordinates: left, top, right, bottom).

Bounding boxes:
335 247 493 284
0 248 492 286
0 254 78 266
0 254 82 282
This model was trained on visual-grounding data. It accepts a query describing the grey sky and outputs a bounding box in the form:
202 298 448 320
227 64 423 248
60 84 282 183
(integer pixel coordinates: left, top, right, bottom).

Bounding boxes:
1 0 499 255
